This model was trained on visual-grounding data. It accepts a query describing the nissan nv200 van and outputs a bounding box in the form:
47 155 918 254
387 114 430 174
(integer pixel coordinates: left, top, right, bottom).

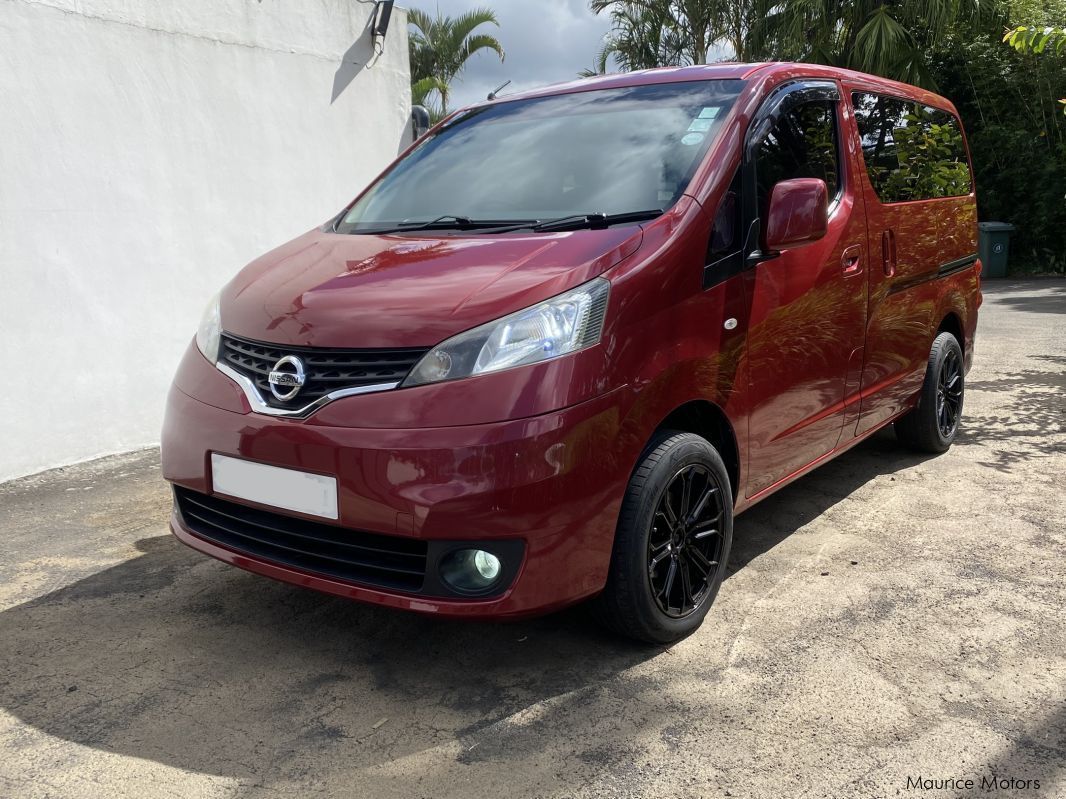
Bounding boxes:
163 63 981 643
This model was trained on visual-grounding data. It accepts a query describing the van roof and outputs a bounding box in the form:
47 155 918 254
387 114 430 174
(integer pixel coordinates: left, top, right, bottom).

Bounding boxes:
477 62 958 117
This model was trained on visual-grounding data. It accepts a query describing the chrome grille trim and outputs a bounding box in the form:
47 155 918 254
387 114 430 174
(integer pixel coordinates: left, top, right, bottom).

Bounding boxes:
216 361 400 418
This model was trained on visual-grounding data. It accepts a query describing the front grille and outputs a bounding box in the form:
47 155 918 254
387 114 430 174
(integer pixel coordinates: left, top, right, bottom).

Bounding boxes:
174 487 428 592
220 333 428 410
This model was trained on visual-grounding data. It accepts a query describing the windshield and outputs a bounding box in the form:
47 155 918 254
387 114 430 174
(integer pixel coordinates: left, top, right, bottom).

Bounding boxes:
337 79 744 234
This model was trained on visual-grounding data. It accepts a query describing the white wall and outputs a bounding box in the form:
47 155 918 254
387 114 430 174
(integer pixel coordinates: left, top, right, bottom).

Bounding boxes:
0 0 411 481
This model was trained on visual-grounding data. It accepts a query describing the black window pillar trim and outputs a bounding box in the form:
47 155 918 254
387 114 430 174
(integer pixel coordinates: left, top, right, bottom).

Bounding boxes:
703 79 844 291
744 80 841 161
744 80 843 265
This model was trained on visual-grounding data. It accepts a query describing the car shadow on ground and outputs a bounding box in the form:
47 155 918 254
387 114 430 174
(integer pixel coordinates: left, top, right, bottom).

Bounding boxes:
0 429 937 782
980 282 1066 315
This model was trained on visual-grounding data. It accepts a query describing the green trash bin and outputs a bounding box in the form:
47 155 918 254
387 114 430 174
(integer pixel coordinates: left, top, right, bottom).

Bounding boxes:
978 221 1016 278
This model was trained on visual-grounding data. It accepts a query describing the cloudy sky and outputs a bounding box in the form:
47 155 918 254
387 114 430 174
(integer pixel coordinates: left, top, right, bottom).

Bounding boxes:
406 0 614 108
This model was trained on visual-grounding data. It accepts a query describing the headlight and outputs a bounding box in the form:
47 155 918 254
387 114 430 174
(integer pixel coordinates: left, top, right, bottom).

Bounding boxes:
403 278 610 387
195 293 222 363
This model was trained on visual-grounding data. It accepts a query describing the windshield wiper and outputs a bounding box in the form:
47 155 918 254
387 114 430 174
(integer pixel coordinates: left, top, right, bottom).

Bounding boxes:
350 209 664 236
536 209 663 232
483 209 664 234
354 215 537 235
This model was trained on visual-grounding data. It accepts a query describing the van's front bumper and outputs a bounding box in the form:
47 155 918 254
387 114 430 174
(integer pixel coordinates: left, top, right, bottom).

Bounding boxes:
162 375 628 620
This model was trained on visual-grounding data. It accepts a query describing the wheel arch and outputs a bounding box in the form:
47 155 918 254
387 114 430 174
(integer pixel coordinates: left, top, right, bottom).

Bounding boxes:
937 310 965 353
935 271 978 360
654 400 741 504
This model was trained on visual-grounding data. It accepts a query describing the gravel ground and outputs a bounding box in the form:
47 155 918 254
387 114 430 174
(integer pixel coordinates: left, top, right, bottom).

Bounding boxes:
0 279 1063 799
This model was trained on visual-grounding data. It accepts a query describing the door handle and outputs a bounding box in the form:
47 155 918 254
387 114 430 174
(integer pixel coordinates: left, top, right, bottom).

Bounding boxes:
841 244 863 276
881 230 897 277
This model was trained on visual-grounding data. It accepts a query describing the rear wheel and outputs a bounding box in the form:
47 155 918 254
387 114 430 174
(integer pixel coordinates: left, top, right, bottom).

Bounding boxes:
595 431 733 644
895 331 964 453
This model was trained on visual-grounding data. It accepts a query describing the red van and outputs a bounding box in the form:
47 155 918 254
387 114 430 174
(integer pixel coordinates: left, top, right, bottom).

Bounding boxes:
163 63 980 643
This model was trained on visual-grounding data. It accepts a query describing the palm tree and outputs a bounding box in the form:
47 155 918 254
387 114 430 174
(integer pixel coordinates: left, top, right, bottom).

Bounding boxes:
408 7 505 115
763 0 991 87
411 76 448 123
589 0 769 70
589 1 689 71
588 0 990 88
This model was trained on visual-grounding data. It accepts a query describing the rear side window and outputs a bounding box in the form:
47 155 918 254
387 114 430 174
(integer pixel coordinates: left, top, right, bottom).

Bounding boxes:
851 92 972 203
755 99 840 217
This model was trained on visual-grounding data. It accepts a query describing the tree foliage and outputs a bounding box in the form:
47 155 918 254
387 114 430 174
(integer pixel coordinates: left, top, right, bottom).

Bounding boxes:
931 32 1066 271
588 1 689 71
773 0 991 87
588 0 990 87
589 0 769 70
584 0 1065 273
1004 24 1066 54
1004 25 1066 115
408 7 504 115
1006 0 1066 25
411 76 448 124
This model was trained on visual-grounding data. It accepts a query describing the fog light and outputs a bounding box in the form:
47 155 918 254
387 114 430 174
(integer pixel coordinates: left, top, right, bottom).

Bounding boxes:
473 550 501 580
439 548 503 594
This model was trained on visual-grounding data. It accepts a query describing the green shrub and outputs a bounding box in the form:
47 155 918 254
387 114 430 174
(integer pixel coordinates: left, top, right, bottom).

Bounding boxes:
930 34 1066 273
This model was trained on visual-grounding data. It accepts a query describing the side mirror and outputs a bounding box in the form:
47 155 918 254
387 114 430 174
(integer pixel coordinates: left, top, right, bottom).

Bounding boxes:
765 178 829 251
411 105 432 141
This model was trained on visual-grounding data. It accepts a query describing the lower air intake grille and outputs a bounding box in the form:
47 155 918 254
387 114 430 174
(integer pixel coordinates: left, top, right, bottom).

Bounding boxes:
174 487 427 592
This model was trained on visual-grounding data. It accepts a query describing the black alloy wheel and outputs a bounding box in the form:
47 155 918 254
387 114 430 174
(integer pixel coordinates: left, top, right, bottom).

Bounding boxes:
594 431 734 644
648 464 725 618
936 346 963 439
895 331 965 453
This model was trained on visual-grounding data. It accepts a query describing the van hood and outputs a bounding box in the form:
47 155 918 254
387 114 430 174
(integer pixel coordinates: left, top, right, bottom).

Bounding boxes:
221 226 644 349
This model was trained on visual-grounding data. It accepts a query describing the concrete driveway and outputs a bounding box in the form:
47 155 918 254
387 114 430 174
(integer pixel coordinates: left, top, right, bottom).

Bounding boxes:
1 279 1063 799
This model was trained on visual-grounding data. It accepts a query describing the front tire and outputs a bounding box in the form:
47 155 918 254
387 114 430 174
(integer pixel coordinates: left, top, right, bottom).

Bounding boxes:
895 331 965 453
595 431 733 645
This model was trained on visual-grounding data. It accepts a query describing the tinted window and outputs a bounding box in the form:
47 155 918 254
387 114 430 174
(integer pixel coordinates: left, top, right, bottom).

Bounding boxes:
755 100 840 217
851 92 972 203
708 169 742 262
338 80 744 233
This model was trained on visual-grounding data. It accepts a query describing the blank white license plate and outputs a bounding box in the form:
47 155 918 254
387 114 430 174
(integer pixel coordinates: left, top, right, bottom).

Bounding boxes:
210 453 338 519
